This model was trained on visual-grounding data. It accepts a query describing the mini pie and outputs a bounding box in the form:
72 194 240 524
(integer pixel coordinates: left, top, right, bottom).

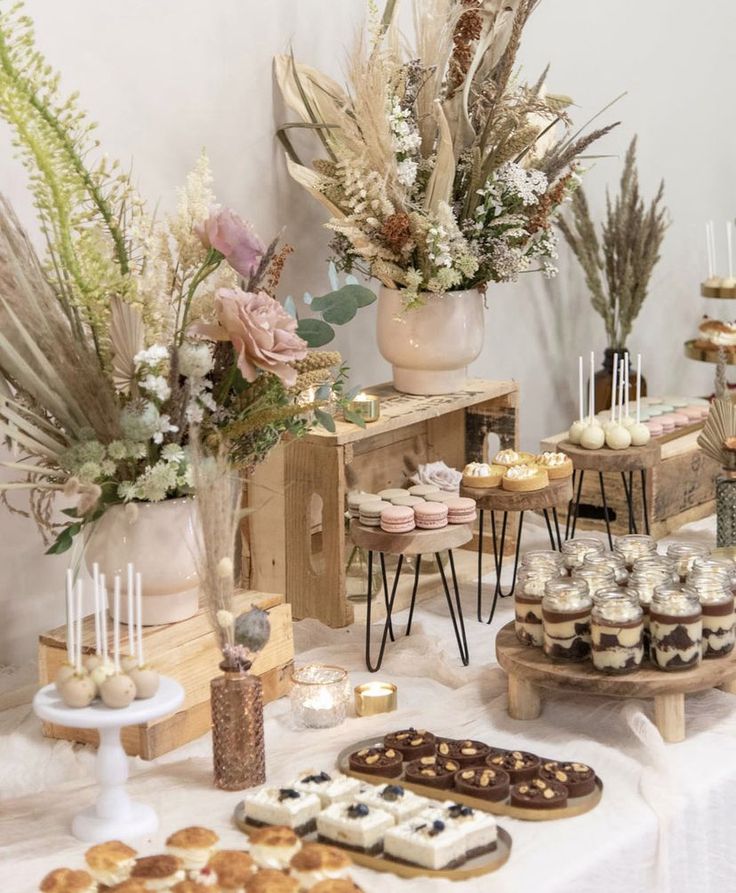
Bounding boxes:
461 462 504 489
501 464 549 492
404 754 461 789
435 737 490 766
383 728 436 759
454 766 510 802
493 449 536 467
534 452 573 480
510 777 568 810
539 760 596 798
348 745 403 777
485 748 540 782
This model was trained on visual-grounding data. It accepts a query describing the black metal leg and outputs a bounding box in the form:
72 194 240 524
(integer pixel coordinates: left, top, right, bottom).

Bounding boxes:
405 554 421 636
379 552 395 642
570 470 585 539
621 471 638 535
641 469 651 535
598 472 613 549
565 470 575 540
365 552 404 672
436 551 469 666
486 511 525 625
476 509 485 623
552 507 563 550
543 509 556 550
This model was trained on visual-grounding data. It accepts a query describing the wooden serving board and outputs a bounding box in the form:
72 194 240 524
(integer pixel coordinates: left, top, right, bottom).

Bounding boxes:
495 621 736 743
556 439 660 472
232 805 512 881
461 475 573 512
337 738 602 822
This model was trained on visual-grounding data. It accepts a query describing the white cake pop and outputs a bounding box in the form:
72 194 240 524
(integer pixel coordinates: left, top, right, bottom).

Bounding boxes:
99 672 136 709
606 424 631 450
90 661 115 690
581 424 605 450
128 665 160 699
60 672 96 708
630 422 651 446
84 653 103 674
121 654 139 673
569 419 587 444
55 663 76 691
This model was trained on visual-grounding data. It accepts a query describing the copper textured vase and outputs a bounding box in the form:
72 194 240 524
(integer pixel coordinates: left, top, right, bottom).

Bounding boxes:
210 668 265 791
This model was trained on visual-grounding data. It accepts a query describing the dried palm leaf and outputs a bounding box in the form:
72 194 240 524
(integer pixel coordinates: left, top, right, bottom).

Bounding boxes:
424 101 456 212
698 399 736 466
285 156 347 220
109 296 144 394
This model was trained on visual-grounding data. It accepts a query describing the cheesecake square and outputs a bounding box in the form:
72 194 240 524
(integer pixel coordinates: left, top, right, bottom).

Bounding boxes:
242 787 321 835
358 783 429 823
292 770 362 807
316 802 394 855
383 817 467 870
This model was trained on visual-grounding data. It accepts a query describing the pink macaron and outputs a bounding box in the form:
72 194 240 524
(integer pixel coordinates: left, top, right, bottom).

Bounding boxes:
682 406 703 422
414 501 448 530
657 414 676 431
671 412 689 427
645 420 664 437
446 497 477 524
380 505 415 534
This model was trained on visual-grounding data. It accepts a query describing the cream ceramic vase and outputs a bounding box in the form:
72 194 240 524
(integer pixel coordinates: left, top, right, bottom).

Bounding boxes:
85 496 199 625
376 286 485 395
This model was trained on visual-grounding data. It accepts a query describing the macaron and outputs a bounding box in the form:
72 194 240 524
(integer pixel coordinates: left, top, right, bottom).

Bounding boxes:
390 495 425 507
657 404 674 414
359 500 390 527
408 484 441 498
446 497 477 524
687 398 710 407
380 505 415 534
644 397 662 405
671 412 689 427
661 396 689 408
682 406 703 422
414 502 448 530
645 420 664 437
378 488 407 501
347 492 378 518
647 406 664 417
424 492 459 504
658 416 675 432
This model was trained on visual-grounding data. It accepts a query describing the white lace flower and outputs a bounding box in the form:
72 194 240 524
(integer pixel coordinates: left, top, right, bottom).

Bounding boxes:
134 344 169 370
140 374 171 402
178 342 214 379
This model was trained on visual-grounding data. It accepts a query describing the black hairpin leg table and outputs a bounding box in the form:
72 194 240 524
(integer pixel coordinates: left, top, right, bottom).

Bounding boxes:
349 520 473 672
461 476 573 626
559 440 660 549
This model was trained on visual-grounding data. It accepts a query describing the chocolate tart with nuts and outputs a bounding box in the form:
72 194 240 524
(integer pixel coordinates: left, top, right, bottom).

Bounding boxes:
453 767 510 802
435 738 490 767
539 760 596 798
348 745 402 778
383 728 436 760
404 755 460 789
485 749 540 783
510 778 568 810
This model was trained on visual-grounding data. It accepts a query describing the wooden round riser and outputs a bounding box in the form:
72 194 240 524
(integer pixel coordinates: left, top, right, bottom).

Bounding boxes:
461 475 572 512
495 622 736 743
556 440 660 472
349 519 472 557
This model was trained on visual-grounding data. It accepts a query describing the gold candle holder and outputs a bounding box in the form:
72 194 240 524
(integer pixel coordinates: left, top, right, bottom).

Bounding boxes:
345 392 380 424
354 681 398 716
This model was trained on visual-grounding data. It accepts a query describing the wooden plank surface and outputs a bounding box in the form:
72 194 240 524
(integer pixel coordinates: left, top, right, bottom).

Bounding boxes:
461 475 573 512
556 439 660 471
349 519 473 557
495 622 736 698
303 379 518 446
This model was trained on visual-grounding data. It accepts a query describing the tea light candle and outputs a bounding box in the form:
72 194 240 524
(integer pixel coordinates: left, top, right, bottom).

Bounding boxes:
290 664 350 729
345 392 380 424
354 681 398 716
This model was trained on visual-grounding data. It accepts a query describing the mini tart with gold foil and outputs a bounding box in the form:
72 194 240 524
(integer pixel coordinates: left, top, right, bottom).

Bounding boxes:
492 449 536 468
461 462 504 489
534 452 573 480
501 464 548 492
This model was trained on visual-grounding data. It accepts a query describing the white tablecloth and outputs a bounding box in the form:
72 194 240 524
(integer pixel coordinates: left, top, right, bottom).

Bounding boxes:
2 517 736 893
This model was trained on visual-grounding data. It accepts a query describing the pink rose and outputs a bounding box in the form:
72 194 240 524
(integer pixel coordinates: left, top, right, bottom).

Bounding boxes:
195 208 265 279
192 288 307 387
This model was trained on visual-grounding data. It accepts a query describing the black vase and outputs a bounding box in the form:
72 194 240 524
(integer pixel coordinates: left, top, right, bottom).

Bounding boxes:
593 348 647 414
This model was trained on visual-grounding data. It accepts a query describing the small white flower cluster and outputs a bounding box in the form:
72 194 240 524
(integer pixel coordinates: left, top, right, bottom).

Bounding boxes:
421 203 479 296
178 341 217 424
118 455 191 503
337 159 394 224
495 161 548 206
388 96 421 188
134 343 171 404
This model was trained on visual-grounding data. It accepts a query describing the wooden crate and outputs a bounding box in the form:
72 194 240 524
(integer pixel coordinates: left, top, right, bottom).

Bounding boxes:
38 591 293 760
539 430 718 538
245 379 519 627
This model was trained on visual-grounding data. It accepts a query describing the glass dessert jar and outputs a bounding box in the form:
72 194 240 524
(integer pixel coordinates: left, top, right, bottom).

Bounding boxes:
628 565 679 654
572 565 616 600
583 551 629 586
560 538 605 573
515 565 562 647
613 534 657 571
686 572 735 659
542 578 592 662
665 542 710 581
690 556 736 589
591 594 644 674
649 586 702 671
520 550 564 570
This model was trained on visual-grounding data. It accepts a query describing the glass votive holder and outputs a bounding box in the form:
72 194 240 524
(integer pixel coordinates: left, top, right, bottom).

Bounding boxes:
290 664 350 729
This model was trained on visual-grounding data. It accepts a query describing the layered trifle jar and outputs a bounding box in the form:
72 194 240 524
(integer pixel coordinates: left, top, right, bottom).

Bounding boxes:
572 565 616 601
628 562 679 655
583 551 629 586
687 567 735 659
515 566 562 647
665 542 710 582
591 593 643 674
542 579 593 662
613 534 657 572
649 586 702 671
560 538 605 574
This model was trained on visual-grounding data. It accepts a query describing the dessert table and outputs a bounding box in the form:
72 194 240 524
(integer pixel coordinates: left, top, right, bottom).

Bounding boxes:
2 515 736 892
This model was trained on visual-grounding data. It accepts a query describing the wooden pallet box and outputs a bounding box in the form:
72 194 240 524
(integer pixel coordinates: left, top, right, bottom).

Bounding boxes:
539 430 718 537
38 591 293 760
245 380 519 627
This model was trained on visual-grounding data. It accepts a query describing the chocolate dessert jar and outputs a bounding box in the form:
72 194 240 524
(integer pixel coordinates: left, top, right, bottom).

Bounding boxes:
687 570 735 659
560 539 605 574
514 557 563 647
665 542 710 582
591 594 644 675
649 586 702 672
628 563 678 655
542 578 593 662
613 534 657 572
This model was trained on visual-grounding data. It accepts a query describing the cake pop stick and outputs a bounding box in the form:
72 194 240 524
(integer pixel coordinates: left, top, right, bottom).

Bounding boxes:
624 351 631 420
66 569 75 666
707 223 714 278
728 221 733 280
618 358 625 423
578 355 584 421
711 221 719 276
113 575 121 672
100 573 108 663
75 578 83 673
589 351 595 423
636 353 642 424
126 563 136 660
136 572 144 665
92 565 101 656
610 353 618 422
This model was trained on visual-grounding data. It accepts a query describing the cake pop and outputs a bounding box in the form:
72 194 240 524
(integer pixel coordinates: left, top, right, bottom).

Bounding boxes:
60 672 96 708
605 357 629 449
59 578 96 708
568 355 587 444
56 570 77 690
581 352 605 450
120 563 139 673
127 572 160 699
99 576 136 709
629 353 651 446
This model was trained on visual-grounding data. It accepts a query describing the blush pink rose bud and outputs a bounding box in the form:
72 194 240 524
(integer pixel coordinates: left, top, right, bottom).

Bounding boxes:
191 288 307 387
195 208 265 279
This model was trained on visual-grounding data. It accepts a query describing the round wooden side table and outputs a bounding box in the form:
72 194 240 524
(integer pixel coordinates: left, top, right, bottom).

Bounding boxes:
349 519 473 672
461 476 573 624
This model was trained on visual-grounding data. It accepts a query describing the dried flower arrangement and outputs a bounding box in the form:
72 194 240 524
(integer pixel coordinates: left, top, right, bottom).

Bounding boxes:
276 0 618 306
558 137 668 349
0 4 373 553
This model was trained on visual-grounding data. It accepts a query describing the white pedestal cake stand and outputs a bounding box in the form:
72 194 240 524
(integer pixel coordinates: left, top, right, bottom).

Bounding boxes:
33 676 184 842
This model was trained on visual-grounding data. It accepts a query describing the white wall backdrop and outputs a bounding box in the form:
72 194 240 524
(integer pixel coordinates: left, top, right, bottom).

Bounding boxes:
2 0 735 664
